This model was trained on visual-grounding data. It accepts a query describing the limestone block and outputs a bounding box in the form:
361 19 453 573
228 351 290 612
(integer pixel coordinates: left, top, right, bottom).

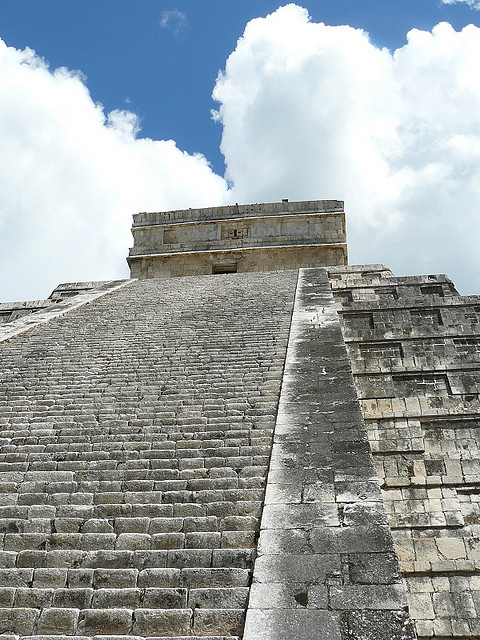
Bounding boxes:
0 569 33 586
181 567 250 588
0 587 15 607
33 567 67 588
38 607 79 635
193 608 245 636
15 587 54 608
188 587 249 610
243 609 342 640
0 607 40 635
138 568 181 588
341 611 416 640
436 537 466 560
148 517 184 533
152 533 186 549
115 533 152 550
407 591 435 620
52 588 93 609
78 608 133 635
93 569 138 589
132 608 192 636
248 583 327 610
67 569 93 588
432 591 456 617
92 588 140 609
142 587 187 609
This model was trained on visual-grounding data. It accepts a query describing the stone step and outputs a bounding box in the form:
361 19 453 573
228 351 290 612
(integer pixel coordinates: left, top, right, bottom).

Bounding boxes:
0 444 271 458
0 476 267 491
0 549 253 570
0 468 266 485
0 424 274 437
0 531 257 552
0 586 249 610
9 487 265 503
0 458 268 472
0 606 246 636
0 444 272 458
19 636 240 640
0 467 268 481
0 502 261 520
0 513 261 533
8 483 264 496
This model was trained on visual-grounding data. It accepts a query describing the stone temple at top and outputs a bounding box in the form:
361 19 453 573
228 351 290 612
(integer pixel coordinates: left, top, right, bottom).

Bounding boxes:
1 199 480 640
127 199 347 278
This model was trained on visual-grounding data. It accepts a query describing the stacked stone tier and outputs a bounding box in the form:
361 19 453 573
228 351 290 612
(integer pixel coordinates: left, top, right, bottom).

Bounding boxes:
330 265 480 639
0 272 298 638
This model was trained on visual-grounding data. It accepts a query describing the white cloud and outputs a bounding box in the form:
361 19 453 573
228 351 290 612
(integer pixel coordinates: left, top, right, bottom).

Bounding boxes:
441 0 480 9
213 5 480 293
159 9 187 34
3 5 480 302
0 39 228 301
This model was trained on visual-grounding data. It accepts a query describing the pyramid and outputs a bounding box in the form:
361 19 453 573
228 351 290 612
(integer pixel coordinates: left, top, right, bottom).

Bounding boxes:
1 199 478 639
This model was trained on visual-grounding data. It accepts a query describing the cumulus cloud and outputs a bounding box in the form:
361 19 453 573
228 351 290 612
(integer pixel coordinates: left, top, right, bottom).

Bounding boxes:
159 9 187 34
213 5 480 293
3 5 480 301
0 39 227 301
442 0 480 9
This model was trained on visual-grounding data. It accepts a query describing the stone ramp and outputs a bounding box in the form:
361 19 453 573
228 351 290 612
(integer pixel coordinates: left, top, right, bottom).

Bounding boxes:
0 272 298 638
243 268 415 640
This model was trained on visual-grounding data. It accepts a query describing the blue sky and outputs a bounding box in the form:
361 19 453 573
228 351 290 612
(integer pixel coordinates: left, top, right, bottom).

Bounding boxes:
1 1 480 300
3 0 477 175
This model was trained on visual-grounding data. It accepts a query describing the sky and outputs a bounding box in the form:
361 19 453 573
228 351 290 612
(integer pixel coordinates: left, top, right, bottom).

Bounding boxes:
1 0 480 301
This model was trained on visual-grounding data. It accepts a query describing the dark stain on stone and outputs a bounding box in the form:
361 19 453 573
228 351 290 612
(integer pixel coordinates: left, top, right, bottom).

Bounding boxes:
294 591 308 607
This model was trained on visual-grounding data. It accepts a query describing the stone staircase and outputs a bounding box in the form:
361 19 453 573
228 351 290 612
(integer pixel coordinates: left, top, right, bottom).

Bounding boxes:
0 271 298 638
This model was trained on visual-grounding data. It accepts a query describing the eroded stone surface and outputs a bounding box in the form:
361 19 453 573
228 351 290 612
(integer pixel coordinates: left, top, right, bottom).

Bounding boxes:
243 268 414 640
0 271 298 638
128 200 347 278
331 263 480 639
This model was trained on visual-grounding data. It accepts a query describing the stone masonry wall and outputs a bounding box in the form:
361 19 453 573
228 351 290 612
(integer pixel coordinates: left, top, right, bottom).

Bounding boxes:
127 200 347 279
131 200 344 227
0 271 298 639
330 264 480 639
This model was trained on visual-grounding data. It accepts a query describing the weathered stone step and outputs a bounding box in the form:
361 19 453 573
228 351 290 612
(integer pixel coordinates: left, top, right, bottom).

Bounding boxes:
0 440 271 454
0 456 269 471
1 486 266 506
19 636 240 640
0 586 249 610
0 468 268 483
0 476 267 492
0 468 263 484
0 512 261 532
0 606 245 636
0 443 271 455
0 549 253 570
9 497 263 517
0 502 261 520
10 487 265 503
0 530 257 552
